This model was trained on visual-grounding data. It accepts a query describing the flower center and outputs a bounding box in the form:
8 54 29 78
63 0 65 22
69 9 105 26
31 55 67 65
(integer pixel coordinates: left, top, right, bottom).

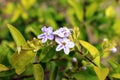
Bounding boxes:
46 32 48 36
62 42 66 45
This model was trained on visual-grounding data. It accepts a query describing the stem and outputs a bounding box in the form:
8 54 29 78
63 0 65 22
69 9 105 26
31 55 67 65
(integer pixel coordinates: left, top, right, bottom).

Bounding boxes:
77 50 97 66
12 75 33 80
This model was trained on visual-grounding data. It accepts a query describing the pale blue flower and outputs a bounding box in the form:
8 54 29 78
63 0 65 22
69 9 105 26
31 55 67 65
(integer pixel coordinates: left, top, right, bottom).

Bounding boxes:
72 57 77 62
110 47 117 53
56 38 74 54
37 26 54 43
53 27 71 38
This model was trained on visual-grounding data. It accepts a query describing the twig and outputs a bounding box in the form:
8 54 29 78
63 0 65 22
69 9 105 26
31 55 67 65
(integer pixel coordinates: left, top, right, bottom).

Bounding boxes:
12 75 33 80
77 50 97 66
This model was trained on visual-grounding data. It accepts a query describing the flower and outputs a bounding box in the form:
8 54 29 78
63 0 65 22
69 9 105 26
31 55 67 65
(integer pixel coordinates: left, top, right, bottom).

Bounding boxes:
53 27 71 38
103 38 108 42
81 66 87 70
56 38 74 54
72 57 77 62
37 26 54 43
110 47 117 53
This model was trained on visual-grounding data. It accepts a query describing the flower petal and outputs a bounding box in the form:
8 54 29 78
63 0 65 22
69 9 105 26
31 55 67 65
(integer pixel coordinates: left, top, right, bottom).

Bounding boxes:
37 34 45 39
47 34 54 40
56 44 64 51
67 41 75 48
55 37 63 44
41 26 47 32
53 29 64 37
41 37 47 43
63 46 69 55
47 27 53 33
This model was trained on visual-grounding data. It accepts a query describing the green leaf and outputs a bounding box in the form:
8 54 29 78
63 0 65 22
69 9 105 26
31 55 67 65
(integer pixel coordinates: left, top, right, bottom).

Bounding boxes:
68 0 83 22
39 46 50 62
10 51 36 75
73 67 98 80
44 10 57 29
15 67 25 75
49 62 58 80
67 8 78 27
0 64 9 72
112 19 120 35
2 2 15 14
33 64 44 80
108 61 118 70
86 2 98 18
105 6 116 18
11 4 22 22
108 61 120 79
111 74 120 79
7 24 26 46
25 24 41 36
93 56 100 68
0 69 15 77
80 40 100 67
94 66 109 80
0 41 14 64
41 47 56 62
79 40 99 58
21 0 36 9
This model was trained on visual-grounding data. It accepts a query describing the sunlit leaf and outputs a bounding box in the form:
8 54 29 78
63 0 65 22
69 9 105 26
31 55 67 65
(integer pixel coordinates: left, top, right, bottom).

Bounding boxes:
79 40 99 57
94 66 109 80
10 51 36 74
105 6 116 18
111 74 120 79
21 12 28 20
112 19 120 35
21 0 36 9
86 2 98 18
11 4 22 22
80 40 100 67
15 67 25 75
2 2 15 14
68 0 83 22
0 64 9 72
33 64 44 80
93 56 100 67
7 24 26 46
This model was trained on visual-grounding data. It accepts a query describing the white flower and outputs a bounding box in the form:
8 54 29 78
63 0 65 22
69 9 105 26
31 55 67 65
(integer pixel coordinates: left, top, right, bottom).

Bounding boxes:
82 66 87 70
56 38 74 55
37 26 54 43
103 38 108 42
53 27 71 38
72 57 77 62
110 47 117 53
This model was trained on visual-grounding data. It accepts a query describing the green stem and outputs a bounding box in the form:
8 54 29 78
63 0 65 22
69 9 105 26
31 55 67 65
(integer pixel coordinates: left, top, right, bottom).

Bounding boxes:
77 50 97 66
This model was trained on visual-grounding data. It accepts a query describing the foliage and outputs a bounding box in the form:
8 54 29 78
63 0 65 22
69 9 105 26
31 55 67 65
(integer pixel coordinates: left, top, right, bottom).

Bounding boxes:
0 0 120 80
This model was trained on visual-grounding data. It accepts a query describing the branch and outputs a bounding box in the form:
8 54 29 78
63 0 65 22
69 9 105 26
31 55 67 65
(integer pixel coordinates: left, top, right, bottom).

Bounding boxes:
77 50 97 66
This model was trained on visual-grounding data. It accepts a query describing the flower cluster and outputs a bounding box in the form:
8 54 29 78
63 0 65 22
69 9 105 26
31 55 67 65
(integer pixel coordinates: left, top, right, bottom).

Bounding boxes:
37 26 74 54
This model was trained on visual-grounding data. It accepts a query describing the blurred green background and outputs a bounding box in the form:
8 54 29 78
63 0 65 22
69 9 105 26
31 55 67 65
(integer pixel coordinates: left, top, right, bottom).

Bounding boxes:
0 0 120 54
0 0 120 79
0 0 120 42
